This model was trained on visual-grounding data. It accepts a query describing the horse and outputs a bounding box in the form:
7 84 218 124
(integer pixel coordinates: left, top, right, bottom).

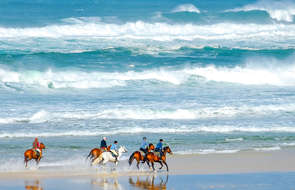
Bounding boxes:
145 146 172 171
24 143 46 168
92 146 128 166
128 143 155 169
86 145 111 163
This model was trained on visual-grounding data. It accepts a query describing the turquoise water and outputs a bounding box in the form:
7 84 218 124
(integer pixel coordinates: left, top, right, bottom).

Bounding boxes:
1 0 295 170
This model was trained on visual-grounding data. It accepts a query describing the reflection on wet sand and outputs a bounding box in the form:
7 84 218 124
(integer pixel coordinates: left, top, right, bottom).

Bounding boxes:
25 180 43 190
129 175 168 190
91 176 123 190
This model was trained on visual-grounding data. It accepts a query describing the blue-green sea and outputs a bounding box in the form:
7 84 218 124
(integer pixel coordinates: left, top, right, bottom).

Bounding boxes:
1 0 295 170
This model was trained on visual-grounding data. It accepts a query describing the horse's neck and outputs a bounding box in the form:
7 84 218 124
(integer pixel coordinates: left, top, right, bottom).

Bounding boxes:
162 148 168 156
117 149 123 158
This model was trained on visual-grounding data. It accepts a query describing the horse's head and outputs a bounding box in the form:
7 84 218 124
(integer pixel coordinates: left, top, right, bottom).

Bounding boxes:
40 143 46 150
119 146 128 153
163 146 172 155
148 143 155 151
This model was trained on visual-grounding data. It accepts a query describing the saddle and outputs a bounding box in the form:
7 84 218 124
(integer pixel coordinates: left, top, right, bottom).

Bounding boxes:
154 151 161 157
139 150 145 155
110 150 118 158
33 149 40 157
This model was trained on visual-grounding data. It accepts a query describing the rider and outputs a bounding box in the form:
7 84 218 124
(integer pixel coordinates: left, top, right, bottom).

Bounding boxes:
139 137 148 154
100 137 107 151
32 138 41 158
155 139 164 157
110 141 119 161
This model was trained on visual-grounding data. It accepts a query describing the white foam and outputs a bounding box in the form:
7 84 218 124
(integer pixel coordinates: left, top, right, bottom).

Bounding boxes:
29 110 50 123
225 138 244 142
0 20 295 44
227 0 295 22
176 149 240 155
184 60 295 86
254 146 281 151
172 4 201 14
1 125 295 138
0 159 27 172
281 142 295 147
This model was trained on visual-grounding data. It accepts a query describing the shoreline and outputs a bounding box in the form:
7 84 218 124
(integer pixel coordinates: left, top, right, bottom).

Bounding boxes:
1 148 295 179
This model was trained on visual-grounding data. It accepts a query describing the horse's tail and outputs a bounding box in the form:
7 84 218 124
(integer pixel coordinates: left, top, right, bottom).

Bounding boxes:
129 152 135 166
24 150 30 168
86 151 92 161
92 154 103 166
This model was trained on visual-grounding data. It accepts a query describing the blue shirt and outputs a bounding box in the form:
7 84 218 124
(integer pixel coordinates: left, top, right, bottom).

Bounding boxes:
140 140 148 149
155 142 163 151
110 144 118 150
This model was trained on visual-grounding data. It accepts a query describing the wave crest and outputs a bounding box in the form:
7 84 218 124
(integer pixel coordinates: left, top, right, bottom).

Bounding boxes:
227 0 295 22
172 4 200 13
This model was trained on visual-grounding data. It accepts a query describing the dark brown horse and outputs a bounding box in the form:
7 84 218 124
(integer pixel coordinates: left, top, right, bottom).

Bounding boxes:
146 146 172 171
24 143 46 168
129 144 155 169
87 145 111 163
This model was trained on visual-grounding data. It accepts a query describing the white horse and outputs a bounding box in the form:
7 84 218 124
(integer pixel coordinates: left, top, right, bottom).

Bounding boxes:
92 146 128 166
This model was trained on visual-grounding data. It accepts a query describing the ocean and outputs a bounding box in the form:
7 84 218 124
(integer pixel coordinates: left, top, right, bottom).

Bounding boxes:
1 0 295 171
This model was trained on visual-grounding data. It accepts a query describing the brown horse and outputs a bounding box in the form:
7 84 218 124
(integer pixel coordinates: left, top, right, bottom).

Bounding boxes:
146 146 172 171
87 145 111 163
129 144 155 169
24 143 46 168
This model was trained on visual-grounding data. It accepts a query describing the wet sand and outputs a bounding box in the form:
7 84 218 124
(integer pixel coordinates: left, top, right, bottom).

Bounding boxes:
1 148 295 178
0 149 295 189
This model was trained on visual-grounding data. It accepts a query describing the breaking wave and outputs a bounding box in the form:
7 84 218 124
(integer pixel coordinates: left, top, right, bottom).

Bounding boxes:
1 102 295 124
1 54 295 89
0 20 295 49
226 0 295 22
172 4 200 14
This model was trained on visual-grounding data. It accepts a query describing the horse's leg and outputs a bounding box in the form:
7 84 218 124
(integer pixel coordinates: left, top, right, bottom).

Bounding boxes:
36 157 41 166
102 158 108 165
146 160 151 169
163 160 169 171
151 161 155 171
136 160 140 170
157 161 163 170
91 156 97 165
24 157 28 168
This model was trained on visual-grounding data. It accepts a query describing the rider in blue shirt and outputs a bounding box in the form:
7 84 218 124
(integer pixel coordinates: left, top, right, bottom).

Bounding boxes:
140 137 148 153
110 141 118 161
155 139 163 152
